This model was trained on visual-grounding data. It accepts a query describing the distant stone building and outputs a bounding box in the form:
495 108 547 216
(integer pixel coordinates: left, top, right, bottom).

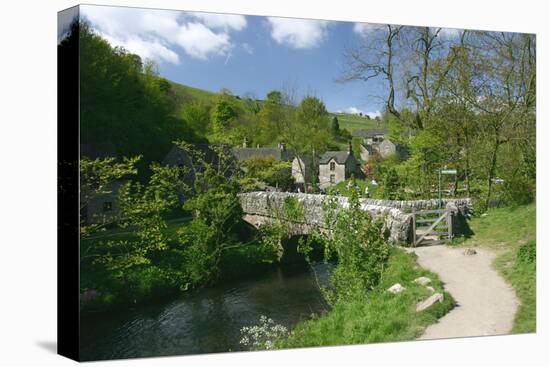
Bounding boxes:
352 128 407 160
162 143 232 201
318 144 363 189
233 143 314 189
80 142 120 225
231 143 294 163
353 128 389 145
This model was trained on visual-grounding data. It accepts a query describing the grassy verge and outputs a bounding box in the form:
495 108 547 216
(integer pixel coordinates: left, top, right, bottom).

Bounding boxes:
453 203 536 333
278 248 455 348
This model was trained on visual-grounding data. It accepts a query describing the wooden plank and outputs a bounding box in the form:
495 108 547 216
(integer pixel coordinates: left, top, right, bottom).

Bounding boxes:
416 222 448 228
415 211 447 245
416 218 439 223
414 209 446 215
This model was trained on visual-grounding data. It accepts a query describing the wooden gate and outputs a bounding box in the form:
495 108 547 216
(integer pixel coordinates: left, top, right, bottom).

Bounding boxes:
411 208 453 247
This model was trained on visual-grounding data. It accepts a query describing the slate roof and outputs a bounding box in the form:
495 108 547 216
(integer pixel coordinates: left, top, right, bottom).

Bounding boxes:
231 147 294 162
351 128 389 138
162 143 229 167
319 151 352 164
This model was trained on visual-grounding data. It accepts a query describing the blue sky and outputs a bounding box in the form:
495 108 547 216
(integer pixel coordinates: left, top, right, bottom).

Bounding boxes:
78 5 460 117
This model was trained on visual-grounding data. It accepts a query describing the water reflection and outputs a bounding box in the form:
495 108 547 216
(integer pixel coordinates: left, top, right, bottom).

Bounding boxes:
80 262 329 361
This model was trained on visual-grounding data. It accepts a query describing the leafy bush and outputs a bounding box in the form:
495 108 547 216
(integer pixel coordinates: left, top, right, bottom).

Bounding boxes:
517 240 536 264
317 192 391 304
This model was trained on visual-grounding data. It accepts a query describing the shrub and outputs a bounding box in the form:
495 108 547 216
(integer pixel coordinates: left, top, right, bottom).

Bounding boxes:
517 240 536 264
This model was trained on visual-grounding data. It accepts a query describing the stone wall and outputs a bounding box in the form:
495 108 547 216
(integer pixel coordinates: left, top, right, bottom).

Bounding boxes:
359 197 472 214
238 192 472 244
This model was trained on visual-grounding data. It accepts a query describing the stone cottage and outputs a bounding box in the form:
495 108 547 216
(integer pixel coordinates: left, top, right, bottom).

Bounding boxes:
80 142 121 225
318 144 363 189
231 142 294 163
352 128 407 160
233 143 315 189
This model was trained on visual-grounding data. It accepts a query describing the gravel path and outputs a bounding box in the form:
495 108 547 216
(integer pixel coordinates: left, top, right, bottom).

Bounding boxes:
410 245 519 340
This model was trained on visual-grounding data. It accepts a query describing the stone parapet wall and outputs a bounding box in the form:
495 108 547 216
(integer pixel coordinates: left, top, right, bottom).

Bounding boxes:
238 192 472 244
359 198 472 213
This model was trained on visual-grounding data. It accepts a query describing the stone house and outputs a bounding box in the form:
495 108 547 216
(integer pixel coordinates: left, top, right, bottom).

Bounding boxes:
352 128 407 160
353 128 389 145
231 143 294 163
233 143 313 189
80 143 121 225
162 143 232 201
318 144 363 189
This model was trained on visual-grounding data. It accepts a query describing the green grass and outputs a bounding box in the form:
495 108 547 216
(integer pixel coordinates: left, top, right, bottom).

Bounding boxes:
456 203 536 333
169 81 217 106
331 112 388 132
327 179 380 199
278 249 455 348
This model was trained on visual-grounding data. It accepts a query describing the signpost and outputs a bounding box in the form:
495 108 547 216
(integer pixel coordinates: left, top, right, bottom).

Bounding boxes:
438 168 457 208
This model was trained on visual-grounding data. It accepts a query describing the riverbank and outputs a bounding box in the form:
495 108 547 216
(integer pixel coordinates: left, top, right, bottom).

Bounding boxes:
80 220 280 314
278 248 455 348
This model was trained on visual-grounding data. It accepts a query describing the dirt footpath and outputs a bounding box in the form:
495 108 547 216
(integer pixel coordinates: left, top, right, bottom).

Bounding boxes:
410 245 519 340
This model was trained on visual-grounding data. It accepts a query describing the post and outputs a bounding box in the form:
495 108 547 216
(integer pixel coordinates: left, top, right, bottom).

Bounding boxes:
438 169 442 209
412 208 416 247
447 208 452 241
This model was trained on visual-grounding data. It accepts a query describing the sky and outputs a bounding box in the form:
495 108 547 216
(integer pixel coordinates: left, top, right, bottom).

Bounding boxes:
76 4 461 117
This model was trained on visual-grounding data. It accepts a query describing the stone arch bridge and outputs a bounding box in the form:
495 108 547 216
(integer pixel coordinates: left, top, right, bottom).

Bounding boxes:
238 192 472 244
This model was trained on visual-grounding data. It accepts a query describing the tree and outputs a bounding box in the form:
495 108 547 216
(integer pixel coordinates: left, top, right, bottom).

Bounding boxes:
331 116 340 136
181 101 210 136
282 96 331 190
256 90 288 146
239 156 293 191
75 21 197 165
210 90 238 134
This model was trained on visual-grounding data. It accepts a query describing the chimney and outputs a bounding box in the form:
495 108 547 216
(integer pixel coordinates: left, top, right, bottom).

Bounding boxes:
348 141 353 154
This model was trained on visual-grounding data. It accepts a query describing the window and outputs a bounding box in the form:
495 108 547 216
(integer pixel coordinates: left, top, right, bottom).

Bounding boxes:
103 201 113 212
330 174 335 184
329 161 335 171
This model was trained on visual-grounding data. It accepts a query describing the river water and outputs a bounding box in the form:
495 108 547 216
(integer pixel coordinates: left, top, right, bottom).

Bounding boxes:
80 262 329 361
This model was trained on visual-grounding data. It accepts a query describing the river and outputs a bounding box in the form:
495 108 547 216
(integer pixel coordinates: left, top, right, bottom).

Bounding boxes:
80 262 329 361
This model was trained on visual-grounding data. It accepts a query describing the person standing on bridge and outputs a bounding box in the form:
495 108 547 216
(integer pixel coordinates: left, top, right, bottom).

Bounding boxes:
365 186 370 199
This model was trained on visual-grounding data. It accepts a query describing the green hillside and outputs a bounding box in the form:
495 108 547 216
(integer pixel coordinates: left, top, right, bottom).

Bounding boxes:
331 112 388 132
169 81 217 106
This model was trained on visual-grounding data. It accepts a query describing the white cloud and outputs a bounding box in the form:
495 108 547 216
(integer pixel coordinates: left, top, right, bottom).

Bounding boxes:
176 22 231 59
190 12 247 31
353 22 385 37
339 107 382 119
437 27 462 39
266 17 331 49
99 32 180 64
80 5 247 64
